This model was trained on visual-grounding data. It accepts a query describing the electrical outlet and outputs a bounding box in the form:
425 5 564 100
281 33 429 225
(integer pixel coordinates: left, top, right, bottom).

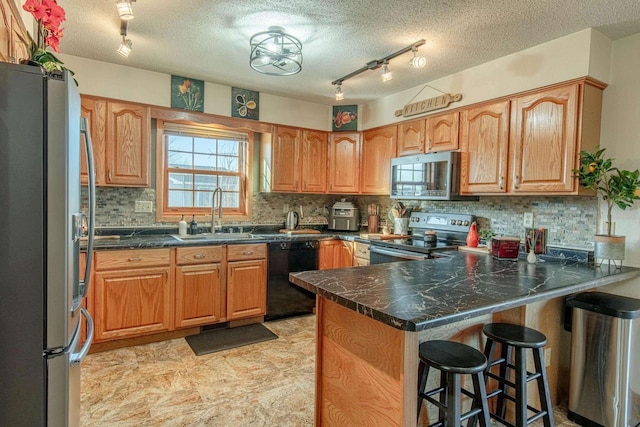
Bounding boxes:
544 348 552 367
283 204 289 214
523 212 534 228
135 201 153 213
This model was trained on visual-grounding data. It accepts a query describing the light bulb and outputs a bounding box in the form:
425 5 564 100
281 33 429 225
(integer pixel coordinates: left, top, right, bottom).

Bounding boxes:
410 52 426 68
381 62 393 82
117 38 132 57
335 84 344 101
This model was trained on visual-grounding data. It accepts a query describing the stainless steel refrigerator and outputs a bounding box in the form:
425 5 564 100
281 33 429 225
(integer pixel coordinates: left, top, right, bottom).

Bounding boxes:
0 62 96 426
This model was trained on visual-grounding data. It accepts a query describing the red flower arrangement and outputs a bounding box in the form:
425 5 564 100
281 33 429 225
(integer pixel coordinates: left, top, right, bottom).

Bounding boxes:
19 0 74 79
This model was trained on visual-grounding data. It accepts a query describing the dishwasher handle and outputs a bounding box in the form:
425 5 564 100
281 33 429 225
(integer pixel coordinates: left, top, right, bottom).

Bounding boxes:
370 246 432 261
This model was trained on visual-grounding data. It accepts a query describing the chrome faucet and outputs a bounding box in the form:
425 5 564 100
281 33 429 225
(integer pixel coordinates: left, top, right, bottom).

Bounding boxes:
211 187 223 233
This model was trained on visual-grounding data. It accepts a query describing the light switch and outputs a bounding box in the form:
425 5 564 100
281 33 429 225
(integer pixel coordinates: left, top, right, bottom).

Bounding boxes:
523 212 534 228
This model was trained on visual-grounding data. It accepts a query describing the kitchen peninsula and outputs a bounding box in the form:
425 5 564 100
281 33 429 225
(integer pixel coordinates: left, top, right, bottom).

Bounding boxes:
289 252 639 426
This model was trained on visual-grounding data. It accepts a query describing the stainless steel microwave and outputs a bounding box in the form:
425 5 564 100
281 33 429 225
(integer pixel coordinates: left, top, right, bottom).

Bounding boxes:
390 152 477 201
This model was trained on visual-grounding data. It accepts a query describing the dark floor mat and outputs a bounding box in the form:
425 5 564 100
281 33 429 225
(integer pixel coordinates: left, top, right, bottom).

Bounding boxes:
185 323 278 356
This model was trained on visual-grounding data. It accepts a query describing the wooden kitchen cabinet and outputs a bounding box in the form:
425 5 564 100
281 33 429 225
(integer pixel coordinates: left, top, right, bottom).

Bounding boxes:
509 83 579 193
426 111 459 152
0 0 10 63
226 244 267 320
174 246 224 328
80 96 150 187
361 125 397 195
319 240 353 270
460 100 511 193
93 249 171 341
328 132 361 194
397 119 426 156
301 129 328 193
272 126 301 192
352 242 370 267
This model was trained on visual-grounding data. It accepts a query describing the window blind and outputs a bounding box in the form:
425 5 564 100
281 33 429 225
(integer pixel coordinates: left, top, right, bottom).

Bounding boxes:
163 123 249 141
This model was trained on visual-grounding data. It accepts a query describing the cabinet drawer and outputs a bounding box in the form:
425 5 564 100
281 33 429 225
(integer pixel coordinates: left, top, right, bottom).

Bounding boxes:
95 248 170 270
176 246 223 265
227 244 267 261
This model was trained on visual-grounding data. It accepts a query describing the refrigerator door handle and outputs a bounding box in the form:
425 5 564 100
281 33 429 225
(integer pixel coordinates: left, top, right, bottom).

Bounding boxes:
79 117 96 298
70 308 93 366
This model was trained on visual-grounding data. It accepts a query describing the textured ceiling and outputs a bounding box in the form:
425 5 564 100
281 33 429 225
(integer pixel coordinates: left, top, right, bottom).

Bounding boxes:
56 0 640 105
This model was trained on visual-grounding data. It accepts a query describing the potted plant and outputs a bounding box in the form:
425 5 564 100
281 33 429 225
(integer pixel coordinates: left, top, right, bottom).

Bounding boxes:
574 147 640 263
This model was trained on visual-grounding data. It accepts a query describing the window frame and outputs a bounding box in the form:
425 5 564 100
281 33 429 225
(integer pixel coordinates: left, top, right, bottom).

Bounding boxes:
155 120 253 223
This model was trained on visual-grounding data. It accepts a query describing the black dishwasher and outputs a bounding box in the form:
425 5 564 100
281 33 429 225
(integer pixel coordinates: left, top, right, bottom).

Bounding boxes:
265 240 318 321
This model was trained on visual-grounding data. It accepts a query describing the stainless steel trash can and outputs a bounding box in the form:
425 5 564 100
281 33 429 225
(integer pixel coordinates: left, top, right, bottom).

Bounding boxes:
566 291 640 427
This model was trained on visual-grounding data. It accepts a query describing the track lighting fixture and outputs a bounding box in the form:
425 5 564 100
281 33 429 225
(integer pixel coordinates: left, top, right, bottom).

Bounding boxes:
381 61 393 82
116 0 135 20
410 47 426 68
335 82 344 101
330 39 425 99
117 20 132 57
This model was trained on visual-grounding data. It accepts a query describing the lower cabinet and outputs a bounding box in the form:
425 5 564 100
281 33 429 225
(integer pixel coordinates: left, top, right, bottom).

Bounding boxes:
174 246 224 328
227 244 267 320
319 240 353 270
353 242 370 267
93 249 171 341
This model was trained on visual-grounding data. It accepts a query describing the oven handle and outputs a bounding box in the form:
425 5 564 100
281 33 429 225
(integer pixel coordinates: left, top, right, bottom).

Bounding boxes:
370 246 431 261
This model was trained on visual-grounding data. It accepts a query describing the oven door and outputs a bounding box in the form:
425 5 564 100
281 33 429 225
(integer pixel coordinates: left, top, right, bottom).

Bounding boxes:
369 246 432 264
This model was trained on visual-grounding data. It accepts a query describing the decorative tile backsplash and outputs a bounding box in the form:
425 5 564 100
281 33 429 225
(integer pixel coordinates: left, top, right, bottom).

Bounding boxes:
83 187 597 248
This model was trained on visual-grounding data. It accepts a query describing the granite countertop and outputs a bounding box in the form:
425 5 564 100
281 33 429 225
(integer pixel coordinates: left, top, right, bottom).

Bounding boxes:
83 230 366 250
289 252 640 332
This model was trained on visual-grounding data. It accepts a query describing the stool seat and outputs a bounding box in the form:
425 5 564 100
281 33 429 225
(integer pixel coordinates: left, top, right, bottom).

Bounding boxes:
483 323 547 348
419 340 487 374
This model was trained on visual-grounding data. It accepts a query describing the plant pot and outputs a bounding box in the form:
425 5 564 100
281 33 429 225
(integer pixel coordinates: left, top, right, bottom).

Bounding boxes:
594 234 625 261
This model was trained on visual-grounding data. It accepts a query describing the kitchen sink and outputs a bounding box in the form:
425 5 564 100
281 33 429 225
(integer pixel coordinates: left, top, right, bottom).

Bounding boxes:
171 233 255 242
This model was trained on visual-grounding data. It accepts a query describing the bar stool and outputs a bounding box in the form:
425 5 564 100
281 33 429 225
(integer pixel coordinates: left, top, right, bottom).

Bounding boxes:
417 340 491 427
482 323 554 427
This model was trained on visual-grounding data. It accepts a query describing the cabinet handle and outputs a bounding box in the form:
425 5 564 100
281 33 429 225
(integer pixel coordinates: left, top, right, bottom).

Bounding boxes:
513 176 520 189
241 251 254 255
128 257 142 262
499 176 504 190
193 254 206 259
108 169 112 182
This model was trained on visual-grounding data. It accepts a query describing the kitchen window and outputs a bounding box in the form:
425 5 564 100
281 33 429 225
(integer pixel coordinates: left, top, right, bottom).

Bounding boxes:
157 121 252 221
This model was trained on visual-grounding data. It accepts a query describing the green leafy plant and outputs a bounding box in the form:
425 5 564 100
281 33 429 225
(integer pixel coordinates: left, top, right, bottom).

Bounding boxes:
573 147 640 236
478 229 496 241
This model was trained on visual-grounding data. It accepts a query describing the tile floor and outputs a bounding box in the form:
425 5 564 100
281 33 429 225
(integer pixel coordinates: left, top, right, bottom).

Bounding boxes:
81 314 579 426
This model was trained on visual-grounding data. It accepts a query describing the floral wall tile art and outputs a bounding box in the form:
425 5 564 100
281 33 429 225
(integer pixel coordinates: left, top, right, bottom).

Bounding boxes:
332 105 358 131
171 75 204 112
231 87 259 120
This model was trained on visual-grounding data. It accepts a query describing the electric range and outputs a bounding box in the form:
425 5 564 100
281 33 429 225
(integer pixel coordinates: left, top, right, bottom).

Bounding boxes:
369 212 475 263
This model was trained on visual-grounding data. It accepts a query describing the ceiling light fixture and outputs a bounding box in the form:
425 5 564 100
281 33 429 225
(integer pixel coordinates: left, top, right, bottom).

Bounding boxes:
249 26 303 76
330 39 425 98
335 82 344 101
116 0 135 20
381 61 393 82
117 20 132 58
410 47 426 68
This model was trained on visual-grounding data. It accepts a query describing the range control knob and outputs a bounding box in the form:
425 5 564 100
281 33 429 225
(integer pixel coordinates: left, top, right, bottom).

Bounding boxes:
450 219 456 225
463 220 470 226
456 220 463 225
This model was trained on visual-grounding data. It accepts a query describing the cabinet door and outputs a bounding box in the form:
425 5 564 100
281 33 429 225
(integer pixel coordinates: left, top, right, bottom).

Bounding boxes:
460 100 510 193
80 98 107 186
175 263 223 328
94 267 171 341
426 111 459 152
319 240 353 270
509 84 579 193
106 102 150 186
272 126 301 192
328 132 361 194
361 126 397 195
0 0 10 62
301 129 328 193
227 259 267 320
397 119 425 156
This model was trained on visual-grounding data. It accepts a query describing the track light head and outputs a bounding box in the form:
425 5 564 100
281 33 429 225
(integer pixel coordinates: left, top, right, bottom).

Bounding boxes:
410 47 426 68
381 61 393 82
335 83 344 101
116 0 135 20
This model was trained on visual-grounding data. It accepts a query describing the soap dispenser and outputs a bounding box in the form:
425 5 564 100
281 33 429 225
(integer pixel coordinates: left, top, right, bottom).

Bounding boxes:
189 215 198 235
178 215 188 236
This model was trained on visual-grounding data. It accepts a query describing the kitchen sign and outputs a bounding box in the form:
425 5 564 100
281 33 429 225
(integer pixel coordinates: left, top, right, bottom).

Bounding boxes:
394 93 463 118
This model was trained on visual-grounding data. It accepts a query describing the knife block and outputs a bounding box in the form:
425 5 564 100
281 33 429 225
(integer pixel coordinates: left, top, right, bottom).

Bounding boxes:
368 215 379 233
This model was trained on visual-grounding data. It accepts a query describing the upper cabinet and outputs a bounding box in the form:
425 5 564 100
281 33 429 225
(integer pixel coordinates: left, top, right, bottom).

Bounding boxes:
460 100 510 193
301 129 328 193
426 111 459 152
80 96 151 187
361 125 397 195
397 119 425 156
271 126 301 192
460 80 602 195
328 132 361 194
0 0 28 64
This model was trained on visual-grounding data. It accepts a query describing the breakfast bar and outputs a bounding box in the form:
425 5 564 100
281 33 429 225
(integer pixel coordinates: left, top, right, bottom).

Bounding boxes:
289 252 640 426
